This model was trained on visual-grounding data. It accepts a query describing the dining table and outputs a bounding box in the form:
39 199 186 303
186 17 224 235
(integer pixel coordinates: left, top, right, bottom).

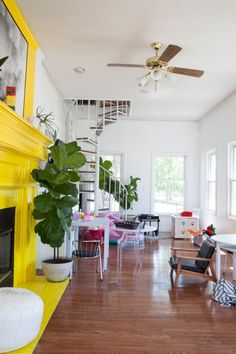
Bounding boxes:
211 234 236 280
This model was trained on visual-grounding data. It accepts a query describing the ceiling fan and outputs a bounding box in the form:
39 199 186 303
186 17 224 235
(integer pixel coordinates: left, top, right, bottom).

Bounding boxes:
107 42 204 91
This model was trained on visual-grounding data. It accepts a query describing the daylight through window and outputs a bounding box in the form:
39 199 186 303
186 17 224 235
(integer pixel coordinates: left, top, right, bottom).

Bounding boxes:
153 156 185 213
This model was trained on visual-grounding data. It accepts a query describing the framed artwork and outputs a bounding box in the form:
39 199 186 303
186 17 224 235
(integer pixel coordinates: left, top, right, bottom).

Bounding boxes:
0 0 28 116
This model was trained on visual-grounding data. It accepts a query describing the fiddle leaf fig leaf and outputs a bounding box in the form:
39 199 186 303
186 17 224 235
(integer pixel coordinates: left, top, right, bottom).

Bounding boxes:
64 151 86 169
32 209 48 220
58 196 78 209
68 171 80 182
54 182 78 196
34 193 54 212
50 145 67 170
53 172 70 185
64 141 81 155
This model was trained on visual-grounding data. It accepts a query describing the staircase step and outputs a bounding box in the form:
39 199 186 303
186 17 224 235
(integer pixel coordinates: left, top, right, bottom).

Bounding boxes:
87 199 95 202
76 137 97 146
98 109 124 117
80 149 97 155
96 119 117 128
96 129 103 136
85 161 96 165
80 190 95 193
79 171 95 174
98 208 110 211
89 127 103 130
80 180 95 184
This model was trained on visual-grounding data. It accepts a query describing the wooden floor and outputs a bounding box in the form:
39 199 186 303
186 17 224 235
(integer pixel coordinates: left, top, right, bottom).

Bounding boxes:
34 238 236 354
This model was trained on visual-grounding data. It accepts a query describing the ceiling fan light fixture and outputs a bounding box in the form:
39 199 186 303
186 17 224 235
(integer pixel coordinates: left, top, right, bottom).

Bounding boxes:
138 73 151 86
150 69 162 81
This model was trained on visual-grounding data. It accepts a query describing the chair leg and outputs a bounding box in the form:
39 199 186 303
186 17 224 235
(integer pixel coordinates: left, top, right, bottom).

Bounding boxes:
209 263 216 282
175 272 180 287
98 245 103 281
135 246 142 266
117 242 120 270
174 260 182 287
119 246 123 268
223 251 228 276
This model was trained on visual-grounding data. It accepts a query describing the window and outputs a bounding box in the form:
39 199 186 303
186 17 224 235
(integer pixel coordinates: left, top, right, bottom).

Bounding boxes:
100 153 122 212
101 154 121 179
206 150 216 213
228 143 236 218
153 156 185 214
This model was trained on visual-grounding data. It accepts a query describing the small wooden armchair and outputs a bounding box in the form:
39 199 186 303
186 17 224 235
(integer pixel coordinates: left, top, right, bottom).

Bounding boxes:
169 239 216 287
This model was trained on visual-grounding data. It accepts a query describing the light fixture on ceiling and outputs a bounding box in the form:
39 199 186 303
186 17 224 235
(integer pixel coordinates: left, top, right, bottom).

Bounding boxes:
73 66 85 74
138 72 151 87
138 68 163 92
150 69 163 81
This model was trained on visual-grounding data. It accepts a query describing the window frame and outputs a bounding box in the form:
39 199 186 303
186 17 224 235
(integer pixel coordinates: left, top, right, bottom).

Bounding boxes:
228 142 236 219
206 149 217 214
151 153 187 215
100 151 125 212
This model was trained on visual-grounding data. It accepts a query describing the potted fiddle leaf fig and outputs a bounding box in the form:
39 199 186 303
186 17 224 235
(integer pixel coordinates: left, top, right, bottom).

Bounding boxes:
31 140 86 282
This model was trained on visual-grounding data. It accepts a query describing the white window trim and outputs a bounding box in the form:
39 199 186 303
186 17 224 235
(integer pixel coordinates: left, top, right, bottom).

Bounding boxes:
206 149 216 215
100 151 125 181
228 142 236 219
150 153 187 215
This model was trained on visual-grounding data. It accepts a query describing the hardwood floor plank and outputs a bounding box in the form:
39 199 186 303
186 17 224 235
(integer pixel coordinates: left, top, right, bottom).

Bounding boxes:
34 239 236 354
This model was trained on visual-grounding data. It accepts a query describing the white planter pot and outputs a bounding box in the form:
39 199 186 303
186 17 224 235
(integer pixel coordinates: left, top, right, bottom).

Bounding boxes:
42 258 72 282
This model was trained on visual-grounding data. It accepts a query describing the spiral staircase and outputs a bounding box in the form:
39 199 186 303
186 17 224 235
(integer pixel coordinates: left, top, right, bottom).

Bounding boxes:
66 99 130 217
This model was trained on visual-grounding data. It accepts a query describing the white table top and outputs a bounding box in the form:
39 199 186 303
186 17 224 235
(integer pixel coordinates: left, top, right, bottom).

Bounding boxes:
72 217 109 227
112 225 156 233
211 234 236 247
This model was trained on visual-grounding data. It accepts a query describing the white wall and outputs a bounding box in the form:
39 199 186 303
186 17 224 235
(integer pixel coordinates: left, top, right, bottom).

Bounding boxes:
75 119 200 232
34 49 66 267
34 49 66 141
199 91 236 233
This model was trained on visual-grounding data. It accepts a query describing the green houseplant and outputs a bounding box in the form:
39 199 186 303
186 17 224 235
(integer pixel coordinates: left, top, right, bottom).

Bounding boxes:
30 106 57 140
31 140 86 281
99 157 140 210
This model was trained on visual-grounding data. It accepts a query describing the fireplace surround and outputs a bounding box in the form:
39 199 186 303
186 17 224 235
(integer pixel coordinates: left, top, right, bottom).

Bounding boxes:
0 207 15 287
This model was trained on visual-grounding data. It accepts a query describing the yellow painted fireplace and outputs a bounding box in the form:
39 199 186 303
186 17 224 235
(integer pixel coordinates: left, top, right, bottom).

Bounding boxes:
0 103 51 286
0 0 52 286
0 2 69 351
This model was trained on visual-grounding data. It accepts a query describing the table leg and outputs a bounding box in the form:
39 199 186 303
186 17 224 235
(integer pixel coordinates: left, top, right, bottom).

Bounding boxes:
233 252 236 281
103 223 109 271
66 226 78 258
215 243 221 280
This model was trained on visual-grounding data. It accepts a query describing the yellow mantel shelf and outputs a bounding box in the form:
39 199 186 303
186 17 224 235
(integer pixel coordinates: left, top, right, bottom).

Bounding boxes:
7 276 69 354
0 101 51 161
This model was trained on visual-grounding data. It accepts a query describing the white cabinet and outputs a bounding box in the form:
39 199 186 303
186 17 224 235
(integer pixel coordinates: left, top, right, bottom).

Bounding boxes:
171 215 199 239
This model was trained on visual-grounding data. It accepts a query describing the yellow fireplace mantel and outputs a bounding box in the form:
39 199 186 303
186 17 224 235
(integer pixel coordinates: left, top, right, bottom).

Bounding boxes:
0 103 51 286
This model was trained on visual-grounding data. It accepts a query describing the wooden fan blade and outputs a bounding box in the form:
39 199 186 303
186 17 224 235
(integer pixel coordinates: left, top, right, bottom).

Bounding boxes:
159 45 182 63
107 63 146 68
168 67 204 77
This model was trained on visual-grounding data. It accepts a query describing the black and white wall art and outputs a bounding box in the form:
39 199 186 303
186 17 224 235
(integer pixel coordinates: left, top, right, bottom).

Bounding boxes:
0 0 28 116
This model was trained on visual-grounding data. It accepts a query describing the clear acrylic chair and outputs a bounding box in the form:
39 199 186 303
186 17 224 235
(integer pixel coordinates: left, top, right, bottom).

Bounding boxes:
72 240 103 280
117 222 144 268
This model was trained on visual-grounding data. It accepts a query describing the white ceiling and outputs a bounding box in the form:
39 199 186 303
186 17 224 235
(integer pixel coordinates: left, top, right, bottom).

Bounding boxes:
16 0 236 121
